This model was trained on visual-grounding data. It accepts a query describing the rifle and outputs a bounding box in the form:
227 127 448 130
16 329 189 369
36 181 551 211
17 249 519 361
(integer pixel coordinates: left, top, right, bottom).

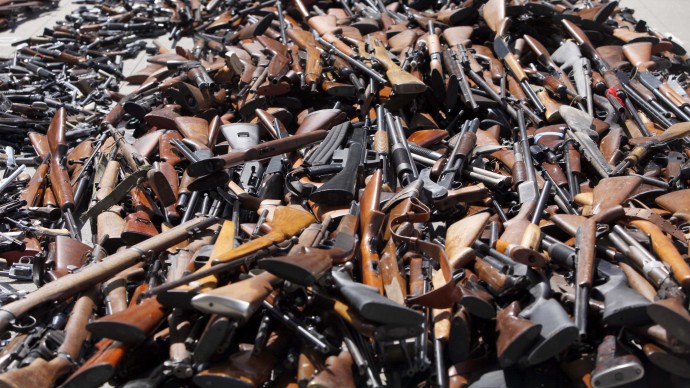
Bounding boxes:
286 28 323 91
186 130 327 176
0 288 96 388
143 206 316 301
523 35 578 100
259 204 357 284
87 230 214 343
623 42 690 122
0 216 215 336
359 168 385 294
46 108 80 240
494 37 546 115
436 118 479 189
559 106 613 178
95 123 175 214
442 47 478 111
573 177 641 337
542 235 652 326
611 122 690 174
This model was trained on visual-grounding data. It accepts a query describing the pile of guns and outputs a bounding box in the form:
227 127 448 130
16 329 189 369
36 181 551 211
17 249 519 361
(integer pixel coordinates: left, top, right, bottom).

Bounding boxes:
0 0 58 31
0 0 690 386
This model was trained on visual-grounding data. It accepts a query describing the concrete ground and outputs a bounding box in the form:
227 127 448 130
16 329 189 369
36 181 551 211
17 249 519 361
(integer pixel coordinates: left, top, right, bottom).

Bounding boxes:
624 0 690 49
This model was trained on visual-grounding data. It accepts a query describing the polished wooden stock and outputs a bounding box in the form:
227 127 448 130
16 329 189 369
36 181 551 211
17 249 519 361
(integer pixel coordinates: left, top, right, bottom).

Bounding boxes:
359 169 385 294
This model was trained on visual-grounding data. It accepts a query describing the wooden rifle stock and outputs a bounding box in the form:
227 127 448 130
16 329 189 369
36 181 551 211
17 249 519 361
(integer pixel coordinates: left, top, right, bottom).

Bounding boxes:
629 220 690 289
359 169 385 294
495 301 541 367
20 162 48 207
45 236 91 281
481 0 505 33
295 109 346 135
122 188 159 244
445 212 491 269
187 130 327 176
174 116 210 150
0 289 97 388
655 189 690 224
67 138 94 178
159 131 184 166
496 201 547 267
47 108 75 210
371 38 426 95
476 127 516 170
28 132 50 160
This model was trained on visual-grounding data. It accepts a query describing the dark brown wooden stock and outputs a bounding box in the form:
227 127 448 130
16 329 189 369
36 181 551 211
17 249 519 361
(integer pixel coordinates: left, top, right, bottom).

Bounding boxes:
496 301 541 367
122 188 159 244
295 109 346 135
159 131 184 166
67 139 94 178
45 236 91 281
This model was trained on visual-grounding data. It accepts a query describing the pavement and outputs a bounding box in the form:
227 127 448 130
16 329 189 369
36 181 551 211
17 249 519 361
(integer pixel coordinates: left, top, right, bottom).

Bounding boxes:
623 0 690 49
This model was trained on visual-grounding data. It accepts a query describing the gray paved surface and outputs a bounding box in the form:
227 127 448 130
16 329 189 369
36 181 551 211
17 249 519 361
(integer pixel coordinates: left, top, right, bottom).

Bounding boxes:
624 0 690 49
